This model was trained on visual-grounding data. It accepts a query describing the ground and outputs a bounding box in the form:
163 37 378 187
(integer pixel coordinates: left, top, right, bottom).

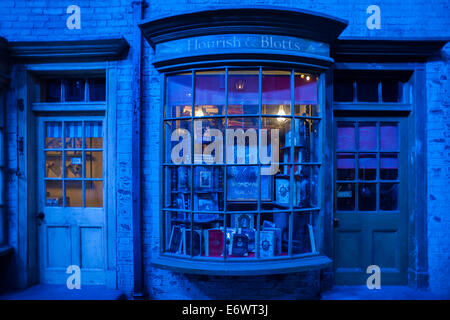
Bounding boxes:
0 285 448 300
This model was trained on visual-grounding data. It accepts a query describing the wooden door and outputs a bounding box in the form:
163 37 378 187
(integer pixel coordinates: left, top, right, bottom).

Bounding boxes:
333 117 408 285
37 117 106 284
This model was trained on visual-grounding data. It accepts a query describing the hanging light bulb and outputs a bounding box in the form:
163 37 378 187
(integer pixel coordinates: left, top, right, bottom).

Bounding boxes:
235 80 245 91
301 74 305 79
277 105 286 122
306 75 311 81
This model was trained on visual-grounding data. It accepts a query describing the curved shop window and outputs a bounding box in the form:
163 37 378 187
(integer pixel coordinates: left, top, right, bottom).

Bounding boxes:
162 68 322 262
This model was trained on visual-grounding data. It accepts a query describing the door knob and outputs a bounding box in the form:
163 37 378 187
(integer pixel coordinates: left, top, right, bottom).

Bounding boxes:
333 218 340 228
36 212 45 221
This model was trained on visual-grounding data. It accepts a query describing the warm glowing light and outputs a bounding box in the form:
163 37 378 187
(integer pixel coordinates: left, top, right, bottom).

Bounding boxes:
235 80 245 90
195 108 204 117
301 74 305 79
277 105 286 122
306 75 311 81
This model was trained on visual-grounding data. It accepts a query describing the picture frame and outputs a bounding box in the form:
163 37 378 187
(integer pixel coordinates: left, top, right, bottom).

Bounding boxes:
193 193 220 222
233 213 255 229
226 166 272 201
275 176 290 205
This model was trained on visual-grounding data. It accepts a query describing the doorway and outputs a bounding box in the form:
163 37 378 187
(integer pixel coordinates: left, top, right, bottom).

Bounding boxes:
333 117 408 285
37 116 106 284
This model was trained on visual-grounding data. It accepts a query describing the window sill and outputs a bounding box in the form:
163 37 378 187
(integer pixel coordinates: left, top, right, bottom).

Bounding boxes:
0 245 13 257
152 254 331 276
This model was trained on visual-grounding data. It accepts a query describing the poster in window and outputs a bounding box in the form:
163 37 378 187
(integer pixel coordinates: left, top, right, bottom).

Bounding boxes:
226 166 271 201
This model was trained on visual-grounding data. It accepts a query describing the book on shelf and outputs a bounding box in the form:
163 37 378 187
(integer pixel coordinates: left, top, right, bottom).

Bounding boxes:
167 225 183 254
231 233 249 256
181 228 202 256
262 226 282 256
203 228 223 257
259 230 276 258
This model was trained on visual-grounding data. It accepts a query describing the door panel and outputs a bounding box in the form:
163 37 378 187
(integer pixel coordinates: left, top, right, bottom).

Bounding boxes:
38 117 106 285
333 117 408 285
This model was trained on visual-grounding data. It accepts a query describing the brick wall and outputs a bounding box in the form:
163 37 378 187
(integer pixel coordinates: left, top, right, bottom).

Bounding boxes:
426 43 450 296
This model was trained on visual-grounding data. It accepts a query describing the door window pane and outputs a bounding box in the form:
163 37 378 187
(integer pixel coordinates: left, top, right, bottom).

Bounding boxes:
358 153 377 180
337 183 355 211
359 183 376 211
380 123 399 150
358 122 377 150
381 153 398 180
380 183 398 211
337 153 355 180
85 151 103 178
65 121 83 149
85 121 103 148
45 122 62 149
45 180 63 207
337 122 355 150
45 151 62 178
65 151 83 178
86 181 103 207
66 180 83 207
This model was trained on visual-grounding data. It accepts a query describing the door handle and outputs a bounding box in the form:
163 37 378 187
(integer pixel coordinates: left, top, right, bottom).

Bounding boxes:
333 218 340 228
36 212 45 221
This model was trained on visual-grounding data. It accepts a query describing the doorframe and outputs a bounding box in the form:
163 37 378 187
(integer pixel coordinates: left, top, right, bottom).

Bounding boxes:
14 61 118 289
330 62 428 288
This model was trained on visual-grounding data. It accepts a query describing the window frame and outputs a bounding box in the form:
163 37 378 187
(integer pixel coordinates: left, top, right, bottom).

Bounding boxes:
157 65 331 274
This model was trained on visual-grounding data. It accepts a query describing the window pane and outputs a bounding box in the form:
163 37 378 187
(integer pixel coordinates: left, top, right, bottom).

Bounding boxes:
258 213 288 258
65 151 83 178
86 181 103 207
166 73 192 117
45 122 62 149
85 151 103 178
380 123 399 150
380 183 398 211
357 79 378 102
381 153 398 180
88 78 106 102
45 151 62 178
295 104 319 117
195 70 225 116
358 122 377 151
226 117 258 165
337 153 355 180
226 213 257 259
262 70 291 115
295 166 319 208
45 180 63 207
194 118 224 164
85 121 103 148
292 212 316 254
334 79 353 102
164 211 191 255
358 153 377 180
164 166 191 209
382 79 400 103
164 120 192 164
194 166 224 211
227 166 262 206
295 73 317 105
42 79 61 102
337 183 355 211
65 180 83 207
296 119 320 163
65 79 85 102
262 117 290 164
65 121 83 149
227 70 259 115
337 122 355 150
359 183 376 211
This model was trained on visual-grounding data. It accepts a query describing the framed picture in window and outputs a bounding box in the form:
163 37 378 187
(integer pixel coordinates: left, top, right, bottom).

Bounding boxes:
194 193 220 222
275 177 290 205
226 166 272 201
195 168 212 190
